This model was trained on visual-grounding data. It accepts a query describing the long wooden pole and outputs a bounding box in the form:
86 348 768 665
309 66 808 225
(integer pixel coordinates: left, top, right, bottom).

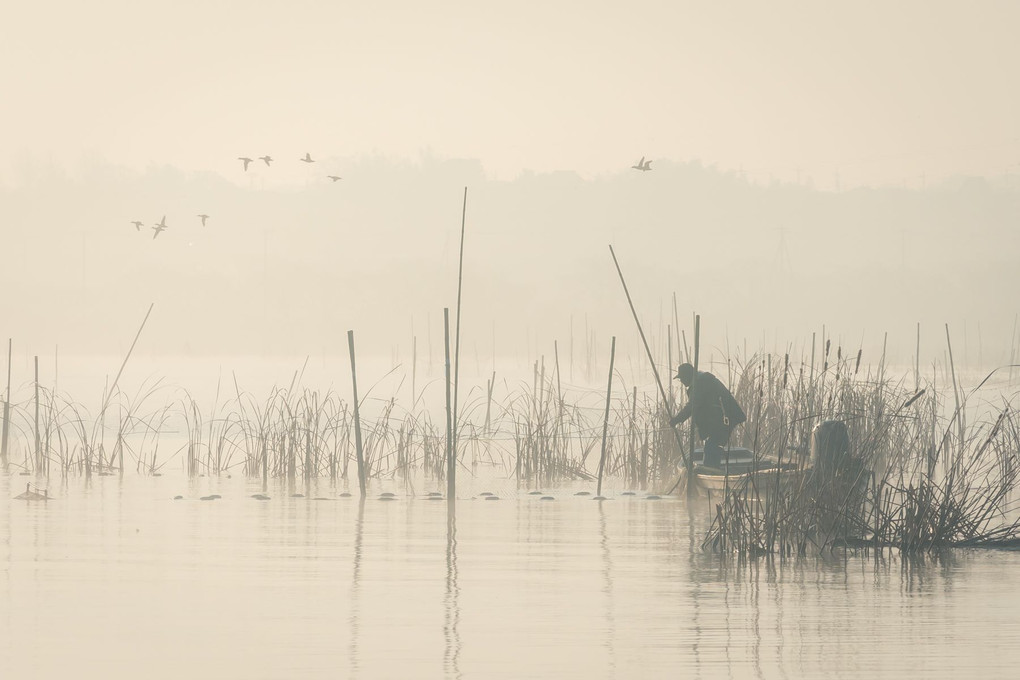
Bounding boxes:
596 336 617 497
1 338 10 471
348 330 367 497
34 356 40 472
688 315 700 480
444 308 455 500
608 246 689 471
452 187 468 461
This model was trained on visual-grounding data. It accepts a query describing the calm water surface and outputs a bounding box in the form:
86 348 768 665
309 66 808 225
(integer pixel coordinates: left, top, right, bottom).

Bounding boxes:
3 473 1020 679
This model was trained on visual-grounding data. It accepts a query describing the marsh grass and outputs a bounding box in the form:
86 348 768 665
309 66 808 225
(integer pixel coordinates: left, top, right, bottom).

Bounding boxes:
3 340 1018 556
703 351 1020 556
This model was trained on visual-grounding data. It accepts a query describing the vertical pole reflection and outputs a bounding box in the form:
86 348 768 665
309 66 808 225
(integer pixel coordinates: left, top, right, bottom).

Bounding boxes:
751 562 764 680
688 512 703 680
598 502 617 675
444 501 461 679
348 497 365 678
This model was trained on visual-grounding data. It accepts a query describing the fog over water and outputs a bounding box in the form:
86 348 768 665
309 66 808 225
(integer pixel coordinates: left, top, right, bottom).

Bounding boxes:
2 159 1018 377
5 474 1020 680
4 3 1020 678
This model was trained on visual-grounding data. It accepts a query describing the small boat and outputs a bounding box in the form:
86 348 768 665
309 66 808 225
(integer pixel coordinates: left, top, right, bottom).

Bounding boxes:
690 447 806 494
15 483 49 501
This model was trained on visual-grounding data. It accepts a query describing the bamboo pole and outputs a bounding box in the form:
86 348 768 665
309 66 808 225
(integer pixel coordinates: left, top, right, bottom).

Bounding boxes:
915 322 921 392
608 247 688 462
100 303 154 418
1 338 11 471
689 314 700 477
34 356 40 472
348 330 367 497
452 187 468 460
444 308 455 500
596 336 617 497
945 324 964 457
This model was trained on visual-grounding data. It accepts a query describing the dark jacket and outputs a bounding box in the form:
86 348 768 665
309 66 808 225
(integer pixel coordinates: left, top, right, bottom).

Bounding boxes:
669 370 746 439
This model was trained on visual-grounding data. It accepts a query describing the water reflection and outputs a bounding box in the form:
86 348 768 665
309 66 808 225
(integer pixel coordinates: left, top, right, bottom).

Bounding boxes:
348 496 365 677
2 475 1020 679
598 502 616 676
444 501 461 678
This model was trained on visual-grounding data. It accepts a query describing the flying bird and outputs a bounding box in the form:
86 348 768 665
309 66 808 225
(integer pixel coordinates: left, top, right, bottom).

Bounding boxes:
130 220 144 231
631 157 652 171
259 155 273 167
152 216 168 239
300 152 315 163
197 214 210 226
238 157 254 171
327 175 342 182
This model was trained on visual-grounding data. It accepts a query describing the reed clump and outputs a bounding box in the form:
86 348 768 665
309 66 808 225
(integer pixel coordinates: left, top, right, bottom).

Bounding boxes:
703 351 1020 556
2 339 1014 539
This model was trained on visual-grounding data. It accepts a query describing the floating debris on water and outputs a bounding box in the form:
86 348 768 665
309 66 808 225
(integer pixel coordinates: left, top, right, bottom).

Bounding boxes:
379 496 397 502
479 492 494 496
339 492 353 497
380 492 396 497
645 495 661 500
540 496 555 501
199 495 218 501
528 491 543 495
575 491 591 496
621 492 636 496
290 493 305 498
593 496 611 501
427 492 443 497
484 496 500 501
251 494 270 501
426 496 444 501
173 495 183 500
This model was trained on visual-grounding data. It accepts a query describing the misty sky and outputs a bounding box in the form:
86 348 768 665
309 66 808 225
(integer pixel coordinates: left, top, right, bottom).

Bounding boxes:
2 1 1018 188
1 1 1019 388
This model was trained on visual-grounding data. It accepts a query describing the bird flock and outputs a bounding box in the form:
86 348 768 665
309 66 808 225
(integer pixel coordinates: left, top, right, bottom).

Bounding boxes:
129 150 343 239
131 153 652 240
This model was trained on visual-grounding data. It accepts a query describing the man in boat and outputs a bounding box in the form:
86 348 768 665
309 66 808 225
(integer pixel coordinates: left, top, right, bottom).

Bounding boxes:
669 363 746 468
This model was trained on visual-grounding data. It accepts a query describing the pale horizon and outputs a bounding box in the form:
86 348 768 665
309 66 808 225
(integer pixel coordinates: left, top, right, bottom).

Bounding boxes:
2 1 1018 189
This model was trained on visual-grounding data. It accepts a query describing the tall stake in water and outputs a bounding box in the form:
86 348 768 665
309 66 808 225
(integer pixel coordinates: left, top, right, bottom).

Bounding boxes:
452 187 468 461
348 330 367 497
608 246 690 473
34 356 40 472
596 336 617 497
1 338 11 471
101 303 154 417
689 315 701 486
444 308 455 501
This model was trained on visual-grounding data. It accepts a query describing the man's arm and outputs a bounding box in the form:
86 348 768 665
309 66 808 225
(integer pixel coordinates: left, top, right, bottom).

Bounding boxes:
670 401 692 427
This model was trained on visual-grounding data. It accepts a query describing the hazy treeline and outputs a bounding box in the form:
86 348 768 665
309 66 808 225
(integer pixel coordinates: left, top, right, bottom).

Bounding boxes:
1 155 1017 366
